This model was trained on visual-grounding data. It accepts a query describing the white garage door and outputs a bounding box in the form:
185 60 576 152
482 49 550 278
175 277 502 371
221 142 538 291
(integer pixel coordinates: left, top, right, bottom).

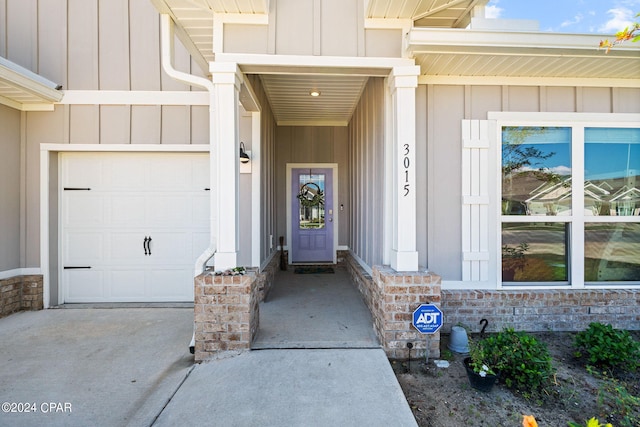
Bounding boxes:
61 152 210 303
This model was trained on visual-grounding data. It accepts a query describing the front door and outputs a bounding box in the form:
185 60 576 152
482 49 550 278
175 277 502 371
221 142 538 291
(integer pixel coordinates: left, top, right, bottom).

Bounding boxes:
291 168 334 263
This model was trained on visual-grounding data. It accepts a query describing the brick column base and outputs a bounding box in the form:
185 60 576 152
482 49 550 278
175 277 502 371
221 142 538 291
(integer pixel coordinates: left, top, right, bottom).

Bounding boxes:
345 254 442 359
373 266 442 359
194 272 259 362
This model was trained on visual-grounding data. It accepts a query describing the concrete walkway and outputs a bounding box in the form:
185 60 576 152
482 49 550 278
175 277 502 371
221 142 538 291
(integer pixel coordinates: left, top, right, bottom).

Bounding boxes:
0 267 417 426
253 266 380 349
156 266 416 426
154 348 417 427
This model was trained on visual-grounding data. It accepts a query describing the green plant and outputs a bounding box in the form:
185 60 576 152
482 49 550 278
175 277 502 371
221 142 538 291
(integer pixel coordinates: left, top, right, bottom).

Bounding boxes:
481 328 555 397
467 337 499 377
574 323 640 372
585 367 640 427
568 417 613 427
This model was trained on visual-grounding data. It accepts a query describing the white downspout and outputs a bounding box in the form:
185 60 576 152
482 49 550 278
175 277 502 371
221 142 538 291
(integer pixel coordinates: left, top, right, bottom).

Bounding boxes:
160 14 216 354
160 14 216 276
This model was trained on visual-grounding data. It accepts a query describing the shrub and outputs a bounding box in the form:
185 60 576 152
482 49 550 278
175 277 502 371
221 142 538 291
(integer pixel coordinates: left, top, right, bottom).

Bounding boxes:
574 323 640 372
481 328 555 397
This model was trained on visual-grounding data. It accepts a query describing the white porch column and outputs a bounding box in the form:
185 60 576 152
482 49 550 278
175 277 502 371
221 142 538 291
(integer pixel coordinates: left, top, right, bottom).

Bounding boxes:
210 62 242 270
388 66 420 272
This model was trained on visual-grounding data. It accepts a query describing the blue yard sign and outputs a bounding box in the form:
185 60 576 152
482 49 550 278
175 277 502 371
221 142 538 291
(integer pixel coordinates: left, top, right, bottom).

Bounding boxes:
412 304 443 334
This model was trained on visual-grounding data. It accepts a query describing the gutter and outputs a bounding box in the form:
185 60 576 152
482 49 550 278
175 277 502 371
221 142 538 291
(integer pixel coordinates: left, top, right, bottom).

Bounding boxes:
160 13 215 354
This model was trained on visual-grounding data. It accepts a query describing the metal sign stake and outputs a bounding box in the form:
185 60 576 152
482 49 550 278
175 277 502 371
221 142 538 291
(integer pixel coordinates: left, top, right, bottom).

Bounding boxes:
411 302 443 363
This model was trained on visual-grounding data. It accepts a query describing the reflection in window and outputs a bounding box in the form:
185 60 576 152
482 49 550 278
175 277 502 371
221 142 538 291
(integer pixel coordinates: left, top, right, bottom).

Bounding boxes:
585 223 640 282
298 174 325 229
502 127 571 216
585 128 640 216
501 223 568 282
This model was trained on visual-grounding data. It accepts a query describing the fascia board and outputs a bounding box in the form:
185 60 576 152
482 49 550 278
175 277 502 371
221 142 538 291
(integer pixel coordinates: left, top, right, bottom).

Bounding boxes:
407 28 640 57
418 75 640 88
215 53 414 75
0 57 63 104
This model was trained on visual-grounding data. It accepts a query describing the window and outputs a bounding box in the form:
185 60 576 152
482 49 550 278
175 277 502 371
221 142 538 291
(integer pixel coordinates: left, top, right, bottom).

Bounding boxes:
499 121 640 287
297 173 326 229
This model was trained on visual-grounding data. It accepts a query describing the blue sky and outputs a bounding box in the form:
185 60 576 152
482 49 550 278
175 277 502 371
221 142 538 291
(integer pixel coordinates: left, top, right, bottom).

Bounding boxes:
485 0 640 34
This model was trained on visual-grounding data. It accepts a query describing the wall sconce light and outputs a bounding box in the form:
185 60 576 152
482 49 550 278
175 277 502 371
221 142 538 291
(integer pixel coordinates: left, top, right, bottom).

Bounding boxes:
239 142 250 164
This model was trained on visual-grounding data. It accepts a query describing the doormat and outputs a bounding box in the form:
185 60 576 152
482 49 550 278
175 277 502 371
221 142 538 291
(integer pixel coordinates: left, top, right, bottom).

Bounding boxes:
294 266 335 274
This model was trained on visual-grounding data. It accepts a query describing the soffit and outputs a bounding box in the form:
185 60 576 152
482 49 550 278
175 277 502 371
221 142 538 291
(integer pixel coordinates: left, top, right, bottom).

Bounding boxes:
409 28 640 80
366 0 488 28
0 56 62 111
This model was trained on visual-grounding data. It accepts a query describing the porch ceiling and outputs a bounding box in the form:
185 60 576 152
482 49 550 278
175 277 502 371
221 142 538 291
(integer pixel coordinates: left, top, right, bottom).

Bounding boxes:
0 56 62 111
259 74 369 126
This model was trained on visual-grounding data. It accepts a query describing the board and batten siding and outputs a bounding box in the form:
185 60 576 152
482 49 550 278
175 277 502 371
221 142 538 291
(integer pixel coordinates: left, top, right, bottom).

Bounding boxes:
425 85 640 282
0 0 211 267
244 75 279 267
347 77 385 268
0 105 22 272
222 0 401 58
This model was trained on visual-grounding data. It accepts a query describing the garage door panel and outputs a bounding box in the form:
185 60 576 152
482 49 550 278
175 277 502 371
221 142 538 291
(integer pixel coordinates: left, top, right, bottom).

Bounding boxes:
110 195 146 226
149 268 192 300
64 232 104 263
147 196 190 226
109 270 147 300
105 157 146 190
192 194 210 225
64 194 105 226
148 157 190 190
63 156 103 188
191 157 210 189
144 232 189 261
65 269 105 301
111 233 147 262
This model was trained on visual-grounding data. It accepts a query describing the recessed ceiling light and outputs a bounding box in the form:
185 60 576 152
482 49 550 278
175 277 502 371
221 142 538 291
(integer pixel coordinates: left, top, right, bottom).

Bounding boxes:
309 90 321 97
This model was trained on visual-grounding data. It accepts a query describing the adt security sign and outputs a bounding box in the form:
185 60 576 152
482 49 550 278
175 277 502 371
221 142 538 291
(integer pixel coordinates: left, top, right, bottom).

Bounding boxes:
412 304 443 334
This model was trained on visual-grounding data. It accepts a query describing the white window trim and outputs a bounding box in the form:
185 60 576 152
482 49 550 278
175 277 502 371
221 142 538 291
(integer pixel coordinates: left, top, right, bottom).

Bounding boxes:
488 112 640 290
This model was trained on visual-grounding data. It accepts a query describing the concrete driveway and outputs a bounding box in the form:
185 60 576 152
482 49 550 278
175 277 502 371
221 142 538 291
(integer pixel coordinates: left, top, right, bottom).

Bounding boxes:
0 307 193 427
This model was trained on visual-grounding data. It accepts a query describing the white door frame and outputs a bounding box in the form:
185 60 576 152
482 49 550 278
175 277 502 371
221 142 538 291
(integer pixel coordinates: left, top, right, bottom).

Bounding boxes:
286 163 338 265
40 144 209 307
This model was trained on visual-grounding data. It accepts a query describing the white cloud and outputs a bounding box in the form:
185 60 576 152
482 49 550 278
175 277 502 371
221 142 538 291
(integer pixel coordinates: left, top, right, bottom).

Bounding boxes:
550 165 573 175
485 0 503 19
598 7 635 33
560 13 584 28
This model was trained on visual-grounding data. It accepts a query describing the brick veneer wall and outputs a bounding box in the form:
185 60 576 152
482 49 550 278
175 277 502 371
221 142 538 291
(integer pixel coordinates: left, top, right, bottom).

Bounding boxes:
193 255 279 362
0 275 43 319
345 254 442 359
441 289 640 334
193 272 259 362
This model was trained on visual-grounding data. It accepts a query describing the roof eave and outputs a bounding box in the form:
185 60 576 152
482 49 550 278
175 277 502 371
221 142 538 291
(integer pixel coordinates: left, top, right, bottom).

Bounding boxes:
408 27 640 57
0 56 63 111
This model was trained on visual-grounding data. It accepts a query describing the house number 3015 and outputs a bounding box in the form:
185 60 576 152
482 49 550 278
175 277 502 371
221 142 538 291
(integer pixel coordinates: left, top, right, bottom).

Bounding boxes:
403 143 410 196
